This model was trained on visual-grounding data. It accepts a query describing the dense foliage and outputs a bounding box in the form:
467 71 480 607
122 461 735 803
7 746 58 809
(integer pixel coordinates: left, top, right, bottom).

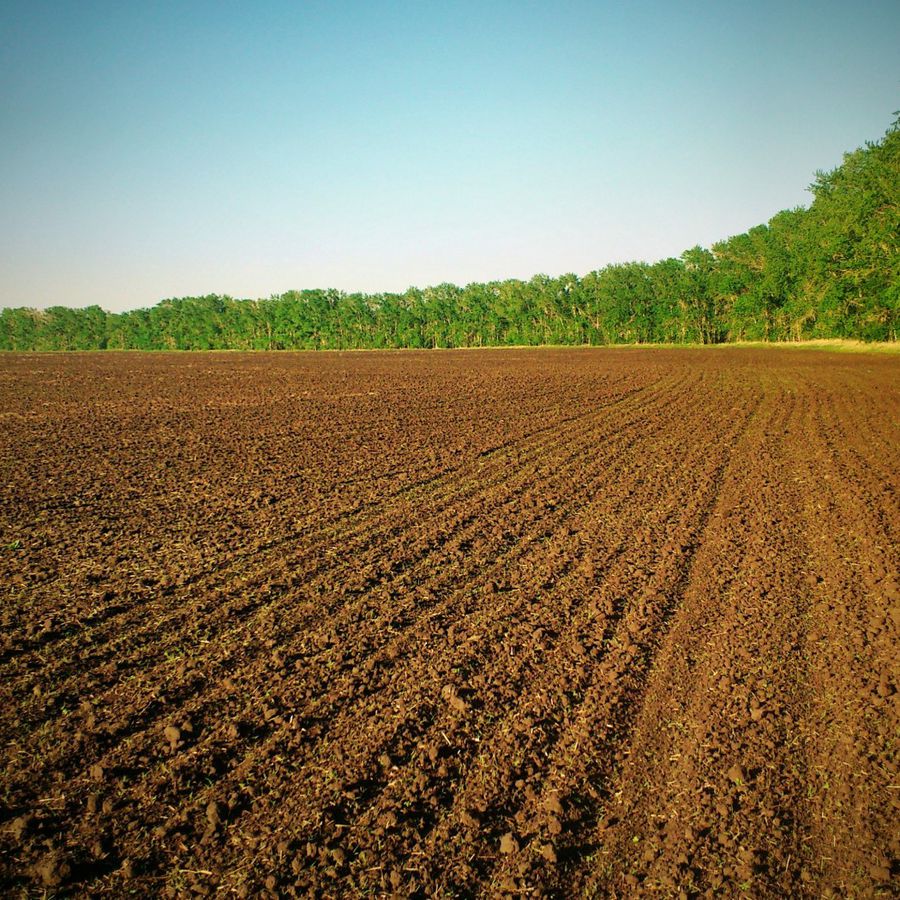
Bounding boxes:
2 119 897 350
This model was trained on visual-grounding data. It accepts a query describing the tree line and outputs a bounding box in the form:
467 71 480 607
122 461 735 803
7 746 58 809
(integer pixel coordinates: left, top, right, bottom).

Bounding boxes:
2 117 897 351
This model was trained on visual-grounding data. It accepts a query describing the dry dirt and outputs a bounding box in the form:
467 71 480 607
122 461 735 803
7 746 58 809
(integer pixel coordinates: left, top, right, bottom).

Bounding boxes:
0 348 897 898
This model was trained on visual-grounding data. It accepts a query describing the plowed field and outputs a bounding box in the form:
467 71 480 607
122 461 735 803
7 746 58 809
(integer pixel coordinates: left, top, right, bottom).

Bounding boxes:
1 348 898 898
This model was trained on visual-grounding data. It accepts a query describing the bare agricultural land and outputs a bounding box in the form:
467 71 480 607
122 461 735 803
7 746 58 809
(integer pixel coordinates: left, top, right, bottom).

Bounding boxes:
0 348 897 897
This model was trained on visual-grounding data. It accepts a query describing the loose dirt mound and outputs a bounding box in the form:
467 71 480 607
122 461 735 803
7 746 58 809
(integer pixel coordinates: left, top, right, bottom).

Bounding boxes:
0 349 897 897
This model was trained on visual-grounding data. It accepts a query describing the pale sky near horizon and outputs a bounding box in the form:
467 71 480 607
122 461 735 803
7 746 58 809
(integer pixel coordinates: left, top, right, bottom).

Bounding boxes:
1 0 898 313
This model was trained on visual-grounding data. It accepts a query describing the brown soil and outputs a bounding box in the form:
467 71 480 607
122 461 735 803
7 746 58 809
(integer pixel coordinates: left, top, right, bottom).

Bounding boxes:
0 348 897 898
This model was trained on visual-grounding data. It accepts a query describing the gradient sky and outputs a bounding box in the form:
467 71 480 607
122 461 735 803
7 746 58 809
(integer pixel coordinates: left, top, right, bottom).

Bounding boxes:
1 1 898 312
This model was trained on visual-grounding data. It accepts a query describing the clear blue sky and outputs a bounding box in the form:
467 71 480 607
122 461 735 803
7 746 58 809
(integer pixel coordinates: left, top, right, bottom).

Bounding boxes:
1 0 898 312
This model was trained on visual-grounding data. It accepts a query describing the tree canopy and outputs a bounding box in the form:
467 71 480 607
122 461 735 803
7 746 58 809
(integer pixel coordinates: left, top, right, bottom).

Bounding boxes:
2 118 897 351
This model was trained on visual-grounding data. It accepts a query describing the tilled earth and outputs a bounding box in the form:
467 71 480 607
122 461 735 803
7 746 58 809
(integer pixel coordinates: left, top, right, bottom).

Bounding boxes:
0 348 897 898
